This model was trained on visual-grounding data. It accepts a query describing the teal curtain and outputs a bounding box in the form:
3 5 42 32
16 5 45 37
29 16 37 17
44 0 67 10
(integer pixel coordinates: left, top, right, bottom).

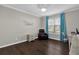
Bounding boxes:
60 13 67 41
46 16 49 34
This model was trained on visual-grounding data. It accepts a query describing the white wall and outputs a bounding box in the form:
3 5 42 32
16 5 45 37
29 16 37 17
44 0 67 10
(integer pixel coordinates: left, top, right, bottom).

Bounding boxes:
0 5 40 47
40 17 46 30
65 9 79 36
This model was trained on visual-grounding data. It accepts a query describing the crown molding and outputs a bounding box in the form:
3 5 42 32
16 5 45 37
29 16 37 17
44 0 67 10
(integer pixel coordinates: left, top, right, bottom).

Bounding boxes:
1 4 40 17
64 6 79 13
1 5 78 17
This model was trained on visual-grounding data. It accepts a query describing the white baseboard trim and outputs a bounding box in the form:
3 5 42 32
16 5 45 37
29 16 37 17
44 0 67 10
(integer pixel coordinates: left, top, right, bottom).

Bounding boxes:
0 40 27 48
49 37 60 41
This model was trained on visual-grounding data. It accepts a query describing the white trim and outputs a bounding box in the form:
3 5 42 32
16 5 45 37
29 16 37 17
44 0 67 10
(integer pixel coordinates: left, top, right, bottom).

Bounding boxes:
49 37 60 41
1 5 39 17
1 5 79 17
49 33 60 41
64 6 79 13
0 40 27 48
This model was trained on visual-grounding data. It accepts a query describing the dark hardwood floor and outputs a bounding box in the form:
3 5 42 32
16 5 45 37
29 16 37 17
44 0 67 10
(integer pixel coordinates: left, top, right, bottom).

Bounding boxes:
0 39 69 55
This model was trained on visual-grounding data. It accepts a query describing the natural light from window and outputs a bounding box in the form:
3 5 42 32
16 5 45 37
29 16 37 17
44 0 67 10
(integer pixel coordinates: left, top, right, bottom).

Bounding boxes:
48 15 60 34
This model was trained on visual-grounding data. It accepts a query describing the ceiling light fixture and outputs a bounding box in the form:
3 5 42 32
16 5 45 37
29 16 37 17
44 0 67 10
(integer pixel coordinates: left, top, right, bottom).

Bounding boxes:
41 8 47 12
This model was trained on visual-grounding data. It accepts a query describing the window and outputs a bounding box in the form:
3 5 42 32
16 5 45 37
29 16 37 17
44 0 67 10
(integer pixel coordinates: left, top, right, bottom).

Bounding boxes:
48 15 60 34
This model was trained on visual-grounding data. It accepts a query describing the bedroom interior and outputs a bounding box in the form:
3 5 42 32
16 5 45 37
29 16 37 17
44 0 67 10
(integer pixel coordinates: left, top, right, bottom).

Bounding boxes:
0 4 79 55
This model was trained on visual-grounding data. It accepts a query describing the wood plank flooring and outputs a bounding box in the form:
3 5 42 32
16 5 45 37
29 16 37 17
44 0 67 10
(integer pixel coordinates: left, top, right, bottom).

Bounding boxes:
0 39 69 55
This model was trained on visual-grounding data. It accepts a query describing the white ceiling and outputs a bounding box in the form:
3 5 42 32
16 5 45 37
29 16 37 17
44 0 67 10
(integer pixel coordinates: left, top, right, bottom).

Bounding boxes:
2 4 79 17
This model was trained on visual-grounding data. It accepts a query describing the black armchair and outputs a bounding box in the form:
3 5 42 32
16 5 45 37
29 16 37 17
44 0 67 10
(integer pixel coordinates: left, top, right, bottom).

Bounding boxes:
38 29 48 40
